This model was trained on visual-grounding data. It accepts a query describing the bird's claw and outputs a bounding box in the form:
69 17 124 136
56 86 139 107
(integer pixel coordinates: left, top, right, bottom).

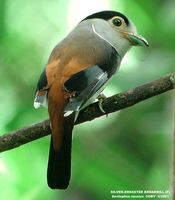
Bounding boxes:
97 94 108 116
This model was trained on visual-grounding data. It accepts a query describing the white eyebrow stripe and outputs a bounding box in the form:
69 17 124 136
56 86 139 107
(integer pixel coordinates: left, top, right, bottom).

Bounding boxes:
91 24 117 52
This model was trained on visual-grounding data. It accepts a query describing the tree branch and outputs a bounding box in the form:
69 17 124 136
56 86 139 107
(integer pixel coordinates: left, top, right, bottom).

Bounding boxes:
0 73 174 153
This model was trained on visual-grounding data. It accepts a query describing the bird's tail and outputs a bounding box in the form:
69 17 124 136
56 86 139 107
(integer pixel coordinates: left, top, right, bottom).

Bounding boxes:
47 114 74 189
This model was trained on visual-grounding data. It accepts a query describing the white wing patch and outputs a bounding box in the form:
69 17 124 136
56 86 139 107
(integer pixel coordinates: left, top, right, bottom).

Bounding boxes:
33 93 47 109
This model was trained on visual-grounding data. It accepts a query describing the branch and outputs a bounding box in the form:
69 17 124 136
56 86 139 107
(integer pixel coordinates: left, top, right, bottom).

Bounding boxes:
0 73 174 153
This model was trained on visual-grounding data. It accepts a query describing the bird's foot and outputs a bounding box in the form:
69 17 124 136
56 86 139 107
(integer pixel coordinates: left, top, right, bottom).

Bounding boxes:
97 94 108 116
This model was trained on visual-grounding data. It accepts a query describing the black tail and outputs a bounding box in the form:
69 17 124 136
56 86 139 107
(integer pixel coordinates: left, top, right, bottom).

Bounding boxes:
47 118 74 189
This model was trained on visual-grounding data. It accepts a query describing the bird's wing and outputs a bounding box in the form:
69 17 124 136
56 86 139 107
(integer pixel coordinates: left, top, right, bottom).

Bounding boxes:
33 68 48 109
64 65 108 116
33 57 59 109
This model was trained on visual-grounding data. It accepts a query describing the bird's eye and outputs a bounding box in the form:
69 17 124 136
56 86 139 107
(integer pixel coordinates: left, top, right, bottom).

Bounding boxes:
113 18 122 27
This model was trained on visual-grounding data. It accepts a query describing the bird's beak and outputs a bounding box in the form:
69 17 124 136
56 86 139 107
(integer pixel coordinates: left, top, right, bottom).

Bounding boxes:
124 32 149 47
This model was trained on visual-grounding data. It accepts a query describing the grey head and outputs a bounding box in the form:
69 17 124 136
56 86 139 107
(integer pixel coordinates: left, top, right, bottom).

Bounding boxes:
80 10 149 58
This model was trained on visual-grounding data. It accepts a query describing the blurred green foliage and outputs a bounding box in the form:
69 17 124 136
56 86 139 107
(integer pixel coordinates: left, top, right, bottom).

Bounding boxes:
0 0 174 199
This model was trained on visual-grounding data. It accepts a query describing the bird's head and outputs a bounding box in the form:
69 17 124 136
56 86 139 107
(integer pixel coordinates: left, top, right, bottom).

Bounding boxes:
81 10 149 57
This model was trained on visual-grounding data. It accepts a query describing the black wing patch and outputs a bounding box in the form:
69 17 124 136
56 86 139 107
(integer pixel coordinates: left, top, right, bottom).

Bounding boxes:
64 65 108 115
34 68 48 109
64 65 103 93
36 68 48 91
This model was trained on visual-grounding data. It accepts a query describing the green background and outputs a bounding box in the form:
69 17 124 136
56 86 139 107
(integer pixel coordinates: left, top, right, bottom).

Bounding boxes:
0 0 174 199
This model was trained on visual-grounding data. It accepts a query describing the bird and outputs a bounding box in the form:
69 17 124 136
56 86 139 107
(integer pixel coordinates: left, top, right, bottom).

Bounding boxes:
33 10 149 189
